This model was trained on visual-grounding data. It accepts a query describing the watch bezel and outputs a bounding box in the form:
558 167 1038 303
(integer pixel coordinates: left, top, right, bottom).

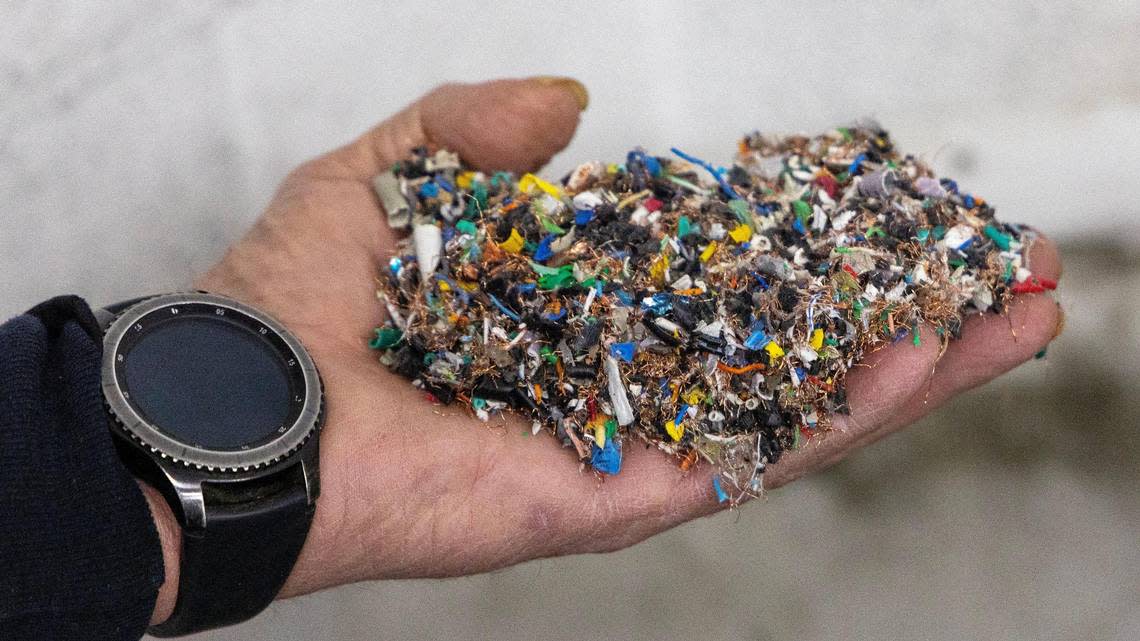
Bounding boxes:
102 292 322 472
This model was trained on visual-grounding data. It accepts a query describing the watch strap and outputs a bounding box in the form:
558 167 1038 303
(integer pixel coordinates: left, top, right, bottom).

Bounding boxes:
147 468 315 637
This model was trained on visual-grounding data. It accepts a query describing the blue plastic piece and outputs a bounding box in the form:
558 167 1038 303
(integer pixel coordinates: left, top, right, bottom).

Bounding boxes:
640 293 673 315
610 342 636 362
533 234 556 262
675 404 690 425
590 439 622 475
436 177 454 193
792 217 807 235
847 153 867 175
670 147 738 200
795 367 807 381
613 289 634 306
487 294 521 322
644 155 662 177
743 324 771 351
963 194 975 209
750 272 770 291
712 477 729 503
574 209 595 225
419 181 440 198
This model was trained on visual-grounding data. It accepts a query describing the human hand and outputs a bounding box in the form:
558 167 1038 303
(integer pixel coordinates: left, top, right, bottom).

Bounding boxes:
146 76 1064 620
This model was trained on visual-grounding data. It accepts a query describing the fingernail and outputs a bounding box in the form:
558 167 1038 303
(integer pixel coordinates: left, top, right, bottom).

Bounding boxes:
1051 304 1065 341
530 76 589 111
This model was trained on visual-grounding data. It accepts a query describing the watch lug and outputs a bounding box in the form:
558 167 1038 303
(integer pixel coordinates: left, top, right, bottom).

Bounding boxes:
298 439 321 505
93 306 116 333
156 462 208 529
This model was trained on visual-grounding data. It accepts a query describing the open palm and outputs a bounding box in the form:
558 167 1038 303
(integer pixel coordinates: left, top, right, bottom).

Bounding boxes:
193 78 1063 598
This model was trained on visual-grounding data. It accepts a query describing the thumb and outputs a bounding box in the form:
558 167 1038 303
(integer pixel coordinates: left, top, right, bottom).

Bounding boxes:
318 76 588 180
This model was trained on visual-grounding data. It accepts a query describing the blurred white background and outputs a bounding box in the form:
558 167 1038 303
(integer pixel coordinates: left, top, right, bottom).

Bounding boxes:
3 2 1138 640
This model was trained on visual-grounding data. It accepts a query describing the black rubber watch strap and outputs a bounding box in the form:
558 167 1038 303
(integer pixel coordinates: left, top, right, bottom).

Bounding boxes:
148 476 315 637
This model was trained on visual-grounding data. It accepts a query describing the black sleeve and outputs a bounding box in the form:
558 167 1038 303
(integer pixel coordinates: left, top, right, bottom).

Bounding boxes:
0 296 165 641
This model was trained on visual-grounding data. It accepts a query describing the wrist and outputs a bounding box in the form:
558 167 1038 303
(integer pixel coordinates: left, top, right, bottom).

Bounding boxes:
138 481 181 626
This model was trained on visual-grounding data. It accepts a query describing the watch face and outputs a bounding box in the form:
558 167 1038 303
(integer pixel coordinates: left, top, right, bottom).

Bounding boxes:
103 294 321 470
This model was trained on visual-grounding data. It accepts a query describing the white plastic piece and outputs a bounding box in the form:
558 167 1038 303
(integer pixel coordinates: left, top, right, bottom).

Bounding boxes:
830 209 856 232
671 274 693 291
630 205 650 226
605 355 635 426
572 190 604 210
413 224 442 285
372 171 411 229
942 224 975 251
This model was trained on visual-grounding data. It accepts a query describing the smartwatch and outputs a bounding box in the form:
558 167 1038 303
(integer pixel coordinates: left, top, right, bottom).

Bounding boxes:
97 292 324 637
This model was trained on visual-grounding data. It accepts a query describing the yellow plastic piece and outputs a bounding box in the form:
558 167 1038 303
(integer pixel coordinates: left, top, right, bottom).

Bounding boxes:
437 280 452 292
456 171 476 190
683 388 705 405
810 328 824 350
665 420 684 442
518 173 563 198
699 241 718 262
606 163 620 175
765 341 785 360
649 255 667 285
591 417 607 448
728 224 752 243
499 228 526 254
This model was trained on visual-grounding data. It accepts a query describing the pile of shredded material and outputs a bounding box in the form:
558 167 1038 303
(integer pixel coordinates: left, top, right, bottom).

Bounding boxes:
368 125 1054 503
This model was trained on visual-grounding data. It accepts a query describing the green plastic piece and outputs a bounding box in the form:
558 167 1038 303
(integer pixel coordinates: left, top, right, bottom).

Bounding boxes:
369 327 403 350
537 264 576 290
916 228 931 242
793 200 811 221
984 224 1012 250
728 199 752 226
455 219 477 236
932 225 947 240
678 215 693 237
472 181 488 208
539 216 567 235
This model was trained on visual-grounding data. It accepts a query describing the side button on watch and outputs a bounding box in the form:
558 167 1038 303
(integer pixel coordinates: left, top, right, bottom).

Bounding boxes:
97 292 324 637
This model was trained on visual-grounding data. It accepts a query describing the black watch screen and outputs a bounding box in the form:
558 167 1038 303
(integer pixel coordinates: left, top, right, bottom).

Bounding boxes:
114 306 301 450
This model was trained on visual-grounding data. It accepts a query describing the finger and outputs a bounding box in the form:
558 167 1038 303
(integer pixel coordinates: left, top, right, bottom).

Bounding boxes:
557 322 945 540
759 323 945 489
1024 230 1063 283
314 76 587 181
874 235 1064 431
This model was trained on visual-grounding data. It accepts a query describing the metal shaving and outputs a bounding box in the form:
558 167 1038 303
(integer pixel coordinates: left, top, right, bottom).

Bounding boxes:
368 125 1054 503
